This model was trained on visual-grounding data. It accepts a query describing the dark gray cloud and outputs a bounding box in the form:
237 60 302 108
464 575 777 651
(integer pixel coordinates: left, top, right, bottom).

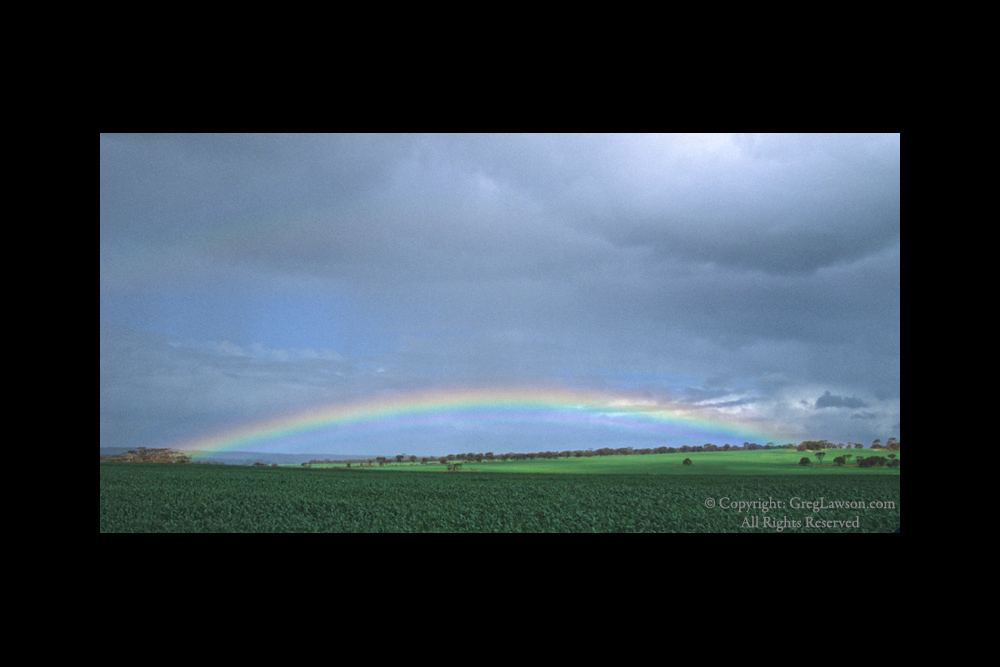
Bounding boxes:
100 133 900 454
815 390 870 409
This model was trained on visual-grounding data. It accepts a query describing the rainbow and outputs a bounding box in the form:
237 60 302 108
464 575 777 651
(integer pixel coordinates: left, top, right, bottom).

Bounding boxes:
175 385 792 459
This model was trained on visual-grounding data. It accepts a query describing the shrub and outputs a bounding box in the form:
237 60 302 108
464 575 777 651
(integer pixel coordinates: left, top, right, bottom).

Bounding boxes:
682 458 692 466
799 457 812 466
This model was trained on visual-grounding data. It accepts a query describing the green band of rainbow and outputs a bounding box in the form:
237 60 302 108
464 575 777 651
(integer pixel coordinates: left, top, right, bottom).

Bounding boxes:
175 385 792 458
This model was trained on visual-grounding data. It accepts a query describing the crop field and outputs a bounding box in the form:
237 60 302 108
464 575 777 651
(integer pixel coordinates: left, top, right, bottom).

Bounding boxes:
100 456 901 532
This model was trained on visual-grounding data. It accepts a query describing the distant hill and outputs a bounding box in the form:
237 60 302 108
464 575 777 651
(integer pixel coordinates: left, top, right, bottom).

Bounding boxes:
100 448 375 466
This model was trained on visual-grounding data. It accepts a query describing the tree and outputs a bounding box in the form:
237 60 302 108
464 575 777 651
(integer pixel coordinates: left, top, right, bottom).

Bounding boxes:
798 440 829 451
682 458 693 466
833 456 846 466
857 455 887 468
815 451 826 465
799 457 812 466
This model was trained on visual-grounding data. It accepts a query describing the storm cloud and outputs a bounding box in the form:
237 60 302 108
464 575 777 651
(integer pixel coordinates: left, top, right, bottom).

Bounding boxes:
100 133 900 455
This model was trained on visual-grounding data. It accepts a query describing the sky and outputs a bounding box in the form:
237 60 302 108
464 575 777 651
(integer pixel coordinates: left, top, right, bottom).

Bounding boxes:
100 133 900 457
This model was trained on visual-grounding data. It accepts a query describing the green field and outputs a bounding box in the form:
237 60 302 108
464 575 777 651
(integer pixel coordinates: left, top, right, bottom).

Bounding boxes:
101 449 900 532
321 448 900 475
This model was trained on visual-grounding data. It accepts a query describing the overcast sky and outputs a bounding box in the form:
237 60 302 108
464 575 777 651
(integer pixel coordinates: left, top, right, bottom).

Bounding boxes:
100 133 900 456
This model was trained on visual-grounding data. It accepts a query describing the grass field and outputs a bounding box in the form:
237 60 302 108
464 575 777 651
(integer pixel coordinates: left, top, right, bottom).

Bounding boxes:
305 448 900 475
101 449 900 532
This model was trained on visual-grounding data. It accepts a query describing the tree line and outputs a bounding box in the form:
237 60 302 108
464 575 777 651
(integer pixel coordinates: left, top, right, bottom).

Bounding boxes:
100 447 192 463
104 438 899 467
312 438 900 468
799 451 899 468
796 438 899 451
387 438 901 467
